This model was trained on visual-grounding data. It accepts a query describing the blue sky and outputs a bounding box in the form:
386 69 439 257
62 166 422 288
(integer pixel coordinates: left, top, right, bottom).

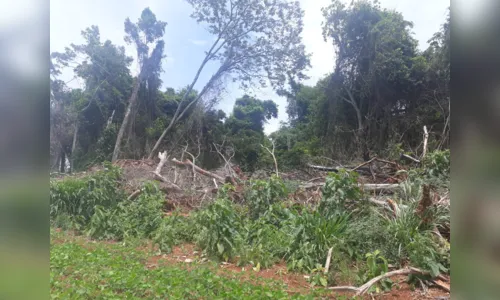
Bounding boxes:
50 0 449 134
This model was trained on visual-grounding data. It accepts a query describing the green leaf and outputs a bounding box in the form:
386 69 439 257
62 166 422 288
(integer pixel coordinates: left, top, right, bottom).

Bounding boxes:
217 243 225 255
319 277 328 287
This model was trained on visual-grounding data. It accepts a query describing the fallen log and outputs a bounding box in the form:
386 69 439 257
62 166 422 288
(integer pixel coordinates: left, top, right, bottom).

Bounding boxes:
300 182 400 191
127 189 142 201
172 158 225 183
306 163 341 172
328 267 448 296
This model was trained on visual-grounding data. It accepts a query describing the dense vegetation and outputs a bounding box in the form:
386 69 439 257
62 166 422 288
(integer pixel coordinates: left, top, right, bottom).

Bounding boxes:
50 151 450 293
50 0 450 297
50 0 449 173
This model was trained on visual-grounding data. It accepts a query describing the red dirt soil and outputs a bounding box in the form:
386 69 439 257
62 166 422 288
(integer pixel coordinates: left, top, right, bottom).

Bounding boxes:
145 243 450 300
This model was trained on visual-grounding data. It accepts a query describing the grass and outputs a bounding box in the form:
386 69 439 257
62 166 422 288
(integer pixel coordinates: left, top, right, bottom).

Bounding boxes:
50 229 328 300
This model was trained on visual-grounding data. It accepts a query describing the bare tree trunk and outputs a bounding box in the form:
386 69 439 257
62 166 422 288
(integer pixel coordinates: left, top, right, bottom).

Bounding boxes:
69 122 79 173
60 148 65 173
148 67 223 159
112 78 141 162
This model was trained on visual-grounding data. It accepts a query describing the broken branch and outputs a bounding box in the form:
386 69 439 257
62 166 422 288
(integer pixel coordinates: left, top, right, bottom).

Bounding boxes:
328 267 446 296
261 141 278 177
172 158 225 182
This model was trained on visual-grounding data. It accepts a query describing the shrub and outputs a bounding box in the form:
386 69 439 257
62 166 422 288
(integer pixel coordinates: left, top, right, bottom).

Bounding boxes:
87 181 165 241
194 197 243 261
50 163 125 228
245 175 288 219
361 250 392 293
154 212 196 253
422 149 450 180
320 170 362 216
285 211 350 272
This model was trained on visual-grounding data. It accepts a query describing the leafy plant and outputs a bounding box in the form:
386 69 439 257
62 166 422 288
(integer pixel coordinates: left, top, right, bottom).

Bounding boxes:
422 149 450 180
285 211 350 272
194 197 243 261
320 170 362 216
50 163 125 228
245 175 288 219
361 250 392 293
87 181 165 240
153 212 196 253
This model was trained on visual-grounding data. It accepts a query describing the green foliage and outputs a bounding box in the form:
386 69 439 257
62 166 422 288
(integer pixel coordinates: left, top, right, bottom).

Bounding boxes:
51 230 325 299
245 175 288 219
87 181 165 240
238 219 288 269
50 163 125 227
225 95 279 171
153 212 196 253
194 198 243 261
320 170 362 215
362 250 393 293
285 211 350 272
422 149 450 180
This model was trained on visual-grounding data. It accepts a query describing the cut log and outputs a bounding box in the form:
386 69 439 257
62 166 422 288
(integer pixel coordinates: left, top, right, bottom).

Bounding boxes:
172 158 225 183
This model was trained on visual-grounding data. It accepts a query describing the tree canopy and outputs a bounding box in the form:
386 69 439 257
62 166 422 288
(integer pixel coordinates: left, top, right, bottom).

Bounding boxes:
50 0 449 173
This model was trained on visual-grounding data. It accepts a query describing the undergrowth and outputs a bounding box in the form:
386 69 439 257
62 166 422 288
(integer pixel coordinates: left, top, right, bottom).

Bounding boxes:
51 152 450 294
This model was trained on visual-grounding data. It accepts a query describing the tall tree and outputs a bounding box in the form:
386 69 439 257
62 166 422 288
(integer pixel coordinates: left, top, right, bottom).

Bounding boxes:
225 95 278 170
148 0 310 159
112 8 167 162
322 0 419 158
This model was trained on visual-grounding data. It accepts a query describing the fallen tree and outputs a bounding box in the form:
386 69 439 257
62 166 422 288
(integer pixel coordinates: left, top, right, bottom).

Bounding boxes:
172 158 225 183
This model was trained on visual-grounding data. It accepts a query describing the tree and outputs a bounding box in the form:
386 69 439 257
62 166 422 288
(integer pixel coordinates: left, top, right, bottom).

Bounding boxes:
148 0 310 159
112 8 167 162
321 0 420 158
51 26 134 169
225 95 278 170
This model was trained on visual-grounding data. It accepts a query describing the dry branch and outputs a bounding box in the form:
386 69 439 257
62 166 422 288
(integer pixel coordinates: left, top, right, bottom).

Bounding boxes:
328 267 447 296
422 125 429 159
400 153 421 164
261 141 279 177
300 182 400 191
155 151 169 174
152 150 182 192
127 189 142 201
172 158 225 183
324 247 333 274
306 163 342 172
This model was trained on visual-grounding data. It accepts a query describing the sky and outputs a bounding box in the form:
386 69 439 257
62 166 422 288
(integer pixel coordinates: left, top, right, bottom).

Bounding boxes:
50 0 449 134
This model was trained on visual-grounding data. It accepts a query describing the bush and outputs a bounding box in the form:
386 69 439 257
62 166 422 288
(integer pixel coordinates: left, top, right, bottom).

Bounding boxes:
285 211 350 272
245 175 288 219
422 149 450 181
50 163 125 228
87 182 165 241
154 212 196 253
320 170 362 216
194 197 244 261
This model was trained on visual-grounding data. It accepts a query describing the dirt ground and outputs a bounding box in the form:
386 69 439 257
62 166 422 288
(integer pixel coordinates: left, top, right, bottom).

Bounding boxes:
145 243 450 300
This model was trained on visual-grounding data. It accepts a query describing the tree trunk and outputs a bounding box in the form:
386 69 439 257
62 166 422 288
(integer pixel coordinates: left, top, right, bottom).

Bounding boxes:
148 67 222 160
112 77 141 162
70 122 79 173
60 148 66 173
